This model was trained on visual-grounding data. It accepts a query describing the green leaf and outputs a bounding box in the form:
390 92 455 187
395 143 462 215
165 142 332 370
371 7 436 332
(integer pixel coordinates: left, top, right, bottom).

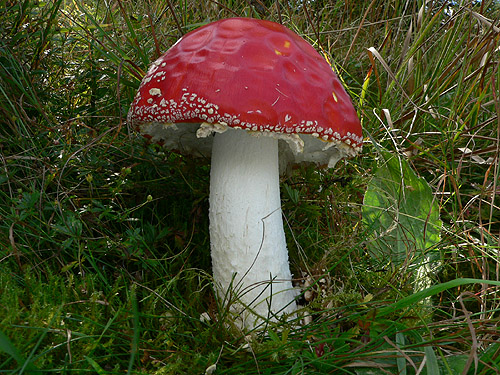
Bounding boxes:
362 151 442 266
439 354 469 374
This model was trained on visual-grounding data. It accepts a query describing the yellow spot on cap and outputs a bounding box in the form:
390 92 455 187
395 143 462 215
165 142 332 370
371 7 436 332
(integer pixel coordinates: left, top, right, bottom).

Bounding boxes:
332 91 338 102
284 40 290 48
275 49 283 56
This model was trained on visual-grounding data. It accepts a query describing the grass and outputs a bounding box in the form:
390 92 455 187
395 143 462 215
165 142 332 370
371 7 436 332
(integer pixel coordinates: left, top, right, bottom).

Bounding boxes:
1 0 500 373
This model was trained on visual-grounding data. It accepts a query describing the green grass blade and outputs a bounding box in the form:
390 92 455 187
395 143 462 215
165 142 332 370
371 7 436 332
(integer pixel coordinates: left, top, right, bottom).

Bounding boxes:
0 329 39 373
378 278 500 318
127 287 140 374
85 356 108 375
395 332 407 375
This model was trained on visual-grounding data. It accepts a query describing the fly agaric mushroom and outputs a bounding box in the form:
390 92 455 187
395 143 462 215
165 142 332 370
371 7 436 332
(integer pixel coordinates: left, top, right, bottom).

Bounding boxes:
128 17 362 329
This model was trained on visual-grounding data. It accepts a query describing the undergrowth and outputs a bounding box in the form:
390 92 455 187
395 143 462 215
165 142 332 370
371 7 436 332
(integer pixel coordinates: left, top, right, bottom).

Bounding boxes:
1 0 500 374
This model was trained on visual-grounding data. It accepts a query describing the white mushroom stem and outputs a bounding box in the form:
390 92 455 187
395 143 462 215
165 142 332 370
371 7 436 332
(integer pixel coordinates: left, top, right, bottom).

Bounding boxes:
209 129 297 329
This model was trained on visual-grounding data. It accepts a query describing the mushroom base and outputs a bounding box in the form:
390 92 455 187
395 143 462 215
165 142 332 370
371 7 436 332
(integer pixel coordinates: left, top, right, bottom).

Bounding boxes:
209 129 297 329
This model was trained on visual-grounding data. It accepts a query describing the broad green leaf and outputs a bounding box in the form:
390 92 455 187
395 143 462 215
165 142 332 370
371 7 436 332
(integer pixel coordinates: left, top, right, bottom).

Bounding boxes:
362 151 442 267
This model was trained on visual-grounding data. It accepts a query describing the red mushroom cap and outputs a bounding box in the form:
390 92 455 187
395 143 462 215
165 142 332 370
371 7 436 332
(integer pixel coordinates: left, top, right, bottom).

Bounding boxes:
128 17 362 163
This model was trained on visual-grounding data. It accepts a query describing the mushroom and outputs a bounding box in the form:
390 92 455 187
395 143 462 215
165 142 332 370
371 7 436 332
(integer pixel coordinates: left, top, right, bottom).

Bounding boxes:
127 18 362 329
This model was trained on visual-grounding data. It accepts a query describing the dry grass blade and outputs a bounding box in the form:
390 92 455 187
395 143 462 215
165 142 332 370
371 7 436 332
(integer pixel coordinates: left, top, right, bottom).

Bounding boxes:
164 0 184 36
383 335 418 372
488 72 500 234
459 294 479 374
468 9 500 33
343 0 376 66
367 46 416 107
